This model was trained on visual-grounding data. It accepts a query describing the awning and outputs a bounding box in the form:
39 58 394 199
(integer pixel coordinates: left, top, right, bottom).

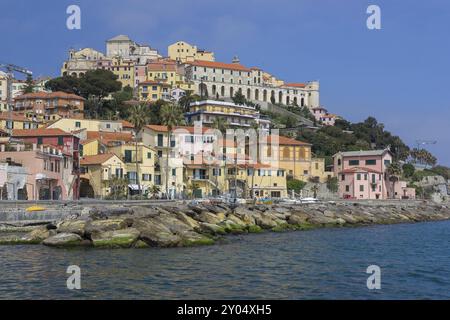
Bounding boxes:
128 184 149 191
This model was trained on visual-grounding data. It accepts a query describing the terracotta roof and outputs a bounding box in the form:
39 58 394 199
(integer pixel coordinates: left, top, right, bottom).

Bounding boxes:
80 153 117 165
86 131 133 143
80 138 99 145
267 135 311 146
145 125 212 134
121 120 134 128
139 81 171 86
340 167 382 174
147 62 177 72
188 60 251 72
12 128 73 137
0 112 31 122
283 83 306 88
15 91 85 101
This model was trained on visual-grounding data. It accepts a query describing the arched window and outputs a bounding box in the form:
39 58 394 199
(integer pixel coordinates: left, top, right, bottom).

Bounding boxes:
212 85 217 96
247 88 251 100
221 86 225 96
255 89 259 101
230 87 234 97
263 90 267 102
286 96 290 105
301 98 305 107
278 91 283 104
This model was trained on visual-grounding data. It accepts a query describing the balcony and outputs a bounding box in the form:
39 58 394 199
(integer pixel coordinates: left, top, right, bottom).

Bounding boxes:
191 175 209 181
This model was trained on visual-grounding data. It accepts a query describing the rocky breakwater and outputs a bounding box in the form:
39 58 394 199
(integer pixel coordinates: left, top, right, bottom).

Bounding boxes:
1 201 450 248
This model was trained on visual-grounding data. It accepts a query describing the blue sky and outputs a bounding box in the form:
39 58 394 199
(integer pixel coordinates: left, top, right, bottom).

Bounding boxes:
1 0 449 165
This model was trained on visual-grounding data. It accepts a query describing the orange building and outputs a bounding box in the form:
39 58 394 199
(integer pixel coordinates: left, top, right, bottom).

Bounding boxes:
14 92 85 119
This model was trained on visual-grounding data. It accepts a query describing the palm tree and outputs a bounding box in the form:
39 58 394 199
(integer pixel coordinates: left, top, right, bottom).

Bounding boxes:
150 185 161 199
212 116 229 134
160 103 185 199
178 90 201 113
387 161 402 199
128 103 150 198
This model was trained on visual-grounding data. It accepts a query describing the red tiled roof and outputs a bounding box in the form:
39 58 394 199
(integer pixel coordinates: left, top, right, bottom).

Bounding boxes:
0 112 31 122
15 91 85 101
86 131 133 143
121 120 134 128
12 128 73 137
283 83 306 88
145 125 212 134
267 135 311 146
188 60 251 72
80 153 117 165
340 167 382 174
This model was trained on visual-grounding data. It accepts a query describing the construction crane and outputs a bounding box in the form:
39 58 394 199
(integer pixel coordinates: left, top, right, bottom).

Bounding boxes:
0 62 33 133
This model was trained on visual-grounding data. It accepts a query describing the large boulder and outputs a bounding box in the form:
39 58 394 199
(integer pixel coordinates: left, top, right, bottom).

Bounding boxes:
255 213 278 229
180 231 215 246
287 213 309 225
175 211 200 229
43 233 83 247
133 218 181 247
85 219 132 237
196 212 223 225
91 228 140 248
154 214 192 234
199 222 227 235
22 226 55 243
57 220 87 236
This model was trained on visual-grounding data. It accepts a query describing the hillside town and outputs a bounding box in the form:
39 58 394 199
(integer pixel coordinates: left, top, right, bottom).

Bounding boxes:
0 35 448 202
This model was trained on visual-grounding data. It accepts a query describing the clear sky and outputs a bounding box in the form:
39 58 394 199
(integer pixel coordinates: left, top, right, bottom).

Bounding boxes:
1 0 449 165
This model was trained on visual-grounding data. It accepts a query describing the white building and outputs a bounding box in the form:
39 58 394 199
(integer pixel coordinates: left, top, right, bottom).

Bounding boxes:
106 35 161 64
183 60 320 110
185 100 271 132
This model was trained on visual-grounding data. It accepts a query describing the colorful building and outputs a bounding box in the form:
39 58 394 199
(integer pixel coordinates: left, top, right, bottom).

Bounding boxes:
333 149 415 200
168 41 215 63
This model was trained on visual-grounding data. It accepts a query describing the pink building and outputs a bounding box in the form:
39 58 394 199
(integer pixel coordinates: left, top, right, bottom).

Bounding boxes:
311 106 328 122
0 143 77 200
320 114 337 126
11 128 81 198
333 149 415 200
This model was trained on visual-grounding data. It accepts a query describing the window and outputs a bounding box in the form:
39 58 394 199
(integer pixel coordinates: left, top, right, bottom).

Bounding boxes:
357 174 361 180
172 169 176 176
341 174 345 181
384 159 391 166
37 137 43 145
366 159 377 165
303 170 309 175
349 160 360 166
360 185 364 192
58 136 64 146
364 174 368 180
128 172 137 184
75 121 81 128
345 185 350 192
147 152 152 159
124 150 132 163
115 168 123 178
142 174 151 181
277 170 284 177
157 134 164 147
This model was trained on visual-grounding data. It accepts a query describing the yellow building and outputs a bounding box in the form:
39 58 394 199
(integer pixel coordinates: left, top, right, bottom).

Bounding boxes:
0 112 41 131
147 60 181 86
138 81 172 101
168 41 215 63
80 139 102 157
264 135 314 182
47 118 124 132
311 157 334 182
107 142 157 194
80 153 126 199
110 56 135 88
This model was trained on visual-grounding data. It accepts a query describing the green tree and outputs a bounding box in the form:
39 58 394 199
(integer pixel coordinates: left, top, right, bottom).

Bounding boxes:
287 178 307 193
402 163 415 178
128 103 151 198
232 91 247 105
160 103 185 198
150 185 161 199
212 116 229 134
326 176 339 193
23 74 34 94
387 161 402 198
178 90 201 112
